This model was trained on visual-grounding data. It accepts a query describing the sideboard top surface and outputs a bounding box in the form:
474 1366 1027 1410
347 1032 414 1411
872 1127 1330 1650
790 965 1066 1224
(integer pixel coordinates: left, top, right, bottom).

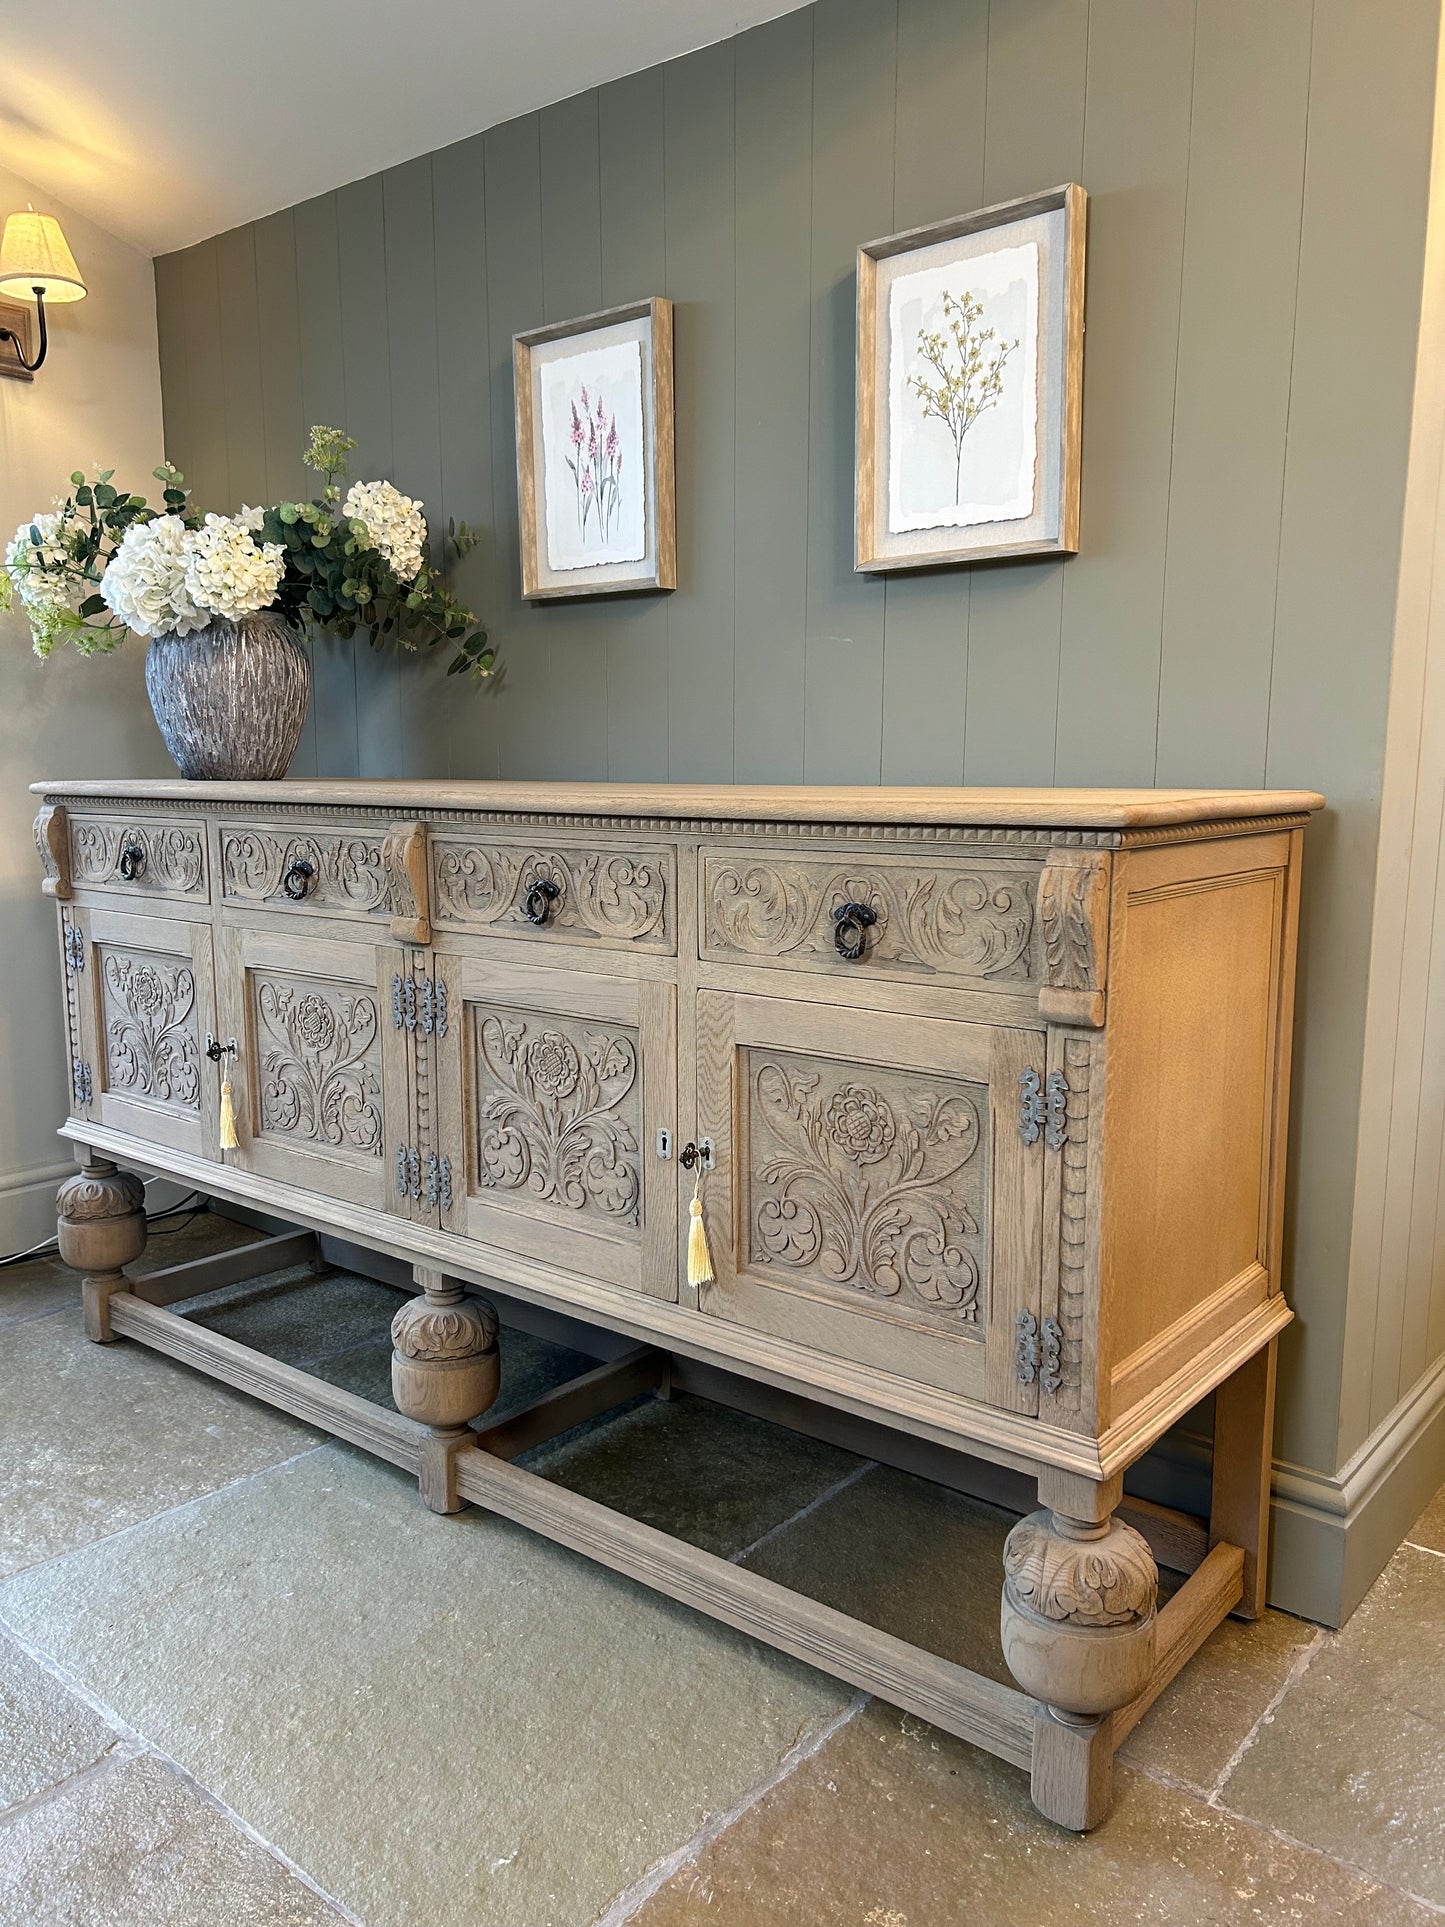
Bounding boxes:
30 779 1326 831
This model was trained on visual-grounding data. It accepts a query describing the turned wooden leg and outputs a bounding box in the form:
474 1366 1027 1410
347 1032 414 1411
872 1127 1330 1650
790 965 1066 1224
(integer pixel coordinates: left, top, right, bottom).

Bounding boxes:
1210 1336 1278 1619
1001 1473 1159 1831
56 1157 147 1343
390 1267 501 1515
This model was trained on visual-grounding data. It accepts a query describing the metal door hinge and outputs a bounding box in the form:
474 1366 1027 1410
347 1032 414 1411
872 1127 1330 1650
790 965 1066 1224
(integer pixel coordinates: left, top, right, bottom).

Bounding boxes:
63 924 85 972
424 1151 440 1208
392 974 419 1033
72 1059 93 1107
417 976 448 1038
438 1154 453 1213
433 979 447 1039
1019 1068 1069 1150
1040 1316 1064 1396
396 1143 421 1201
1015 1310 1039 1385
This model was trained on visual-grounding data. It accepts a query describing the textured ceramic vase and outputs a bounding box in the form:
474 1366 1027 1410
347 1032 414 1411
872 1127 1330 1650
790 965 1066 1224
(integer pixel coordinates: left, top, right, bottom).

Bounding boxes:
144 611 310 780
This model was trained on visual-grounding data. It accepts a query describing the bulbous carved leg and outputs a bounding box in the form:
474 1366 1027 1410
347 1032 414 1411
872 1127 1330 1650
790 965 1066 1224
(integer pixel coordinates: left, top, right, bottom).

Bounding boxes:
56 1157 147 1343
1000 1504 1158 1830
391 1271 500 1515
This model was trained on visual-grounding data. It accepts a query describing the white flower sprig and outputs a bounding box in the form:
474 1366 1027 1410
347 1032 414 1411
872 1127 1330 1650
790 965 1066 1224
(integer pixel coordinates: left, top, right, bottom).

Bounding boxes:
100 517 206 638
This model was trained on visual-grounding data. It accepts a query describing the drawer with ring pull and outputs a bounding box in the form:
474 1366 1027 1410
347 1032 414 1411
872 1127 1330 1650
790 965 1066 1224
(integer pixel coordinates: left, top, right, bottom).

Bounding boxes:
217 821 392 922
427 832 677 955
699 846 1045 990
67 813 209 905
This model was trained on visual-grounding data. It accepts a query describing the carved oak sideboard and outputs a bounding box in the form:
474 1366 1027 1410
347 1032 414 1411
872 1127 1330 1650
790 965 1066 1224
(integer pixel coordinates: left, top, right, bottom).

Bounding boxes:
32 778 1323 1829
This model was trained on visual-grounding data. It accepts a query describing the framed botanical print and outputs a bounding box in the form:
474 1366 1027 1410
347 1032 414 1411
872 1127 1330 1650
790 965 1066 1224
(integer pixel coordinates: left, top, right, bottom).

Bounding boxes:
855 184 1086 571
513 297 676 598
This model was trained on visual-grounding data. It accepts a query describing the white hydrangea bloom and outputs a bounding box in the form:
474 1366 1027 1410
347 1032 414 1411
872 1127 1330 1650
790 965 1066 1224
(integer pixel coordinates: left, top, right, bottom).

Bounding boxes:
182 513 285 620
100 516 206 638
344 479 426 584
6 512 85 609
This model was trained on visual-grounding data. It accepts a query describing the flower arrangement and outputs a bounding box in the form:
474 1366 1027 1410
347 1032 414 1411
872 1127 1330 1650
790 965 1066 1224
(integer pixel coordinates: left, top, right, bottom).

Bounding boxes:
3 426 493 679
566 383 623 544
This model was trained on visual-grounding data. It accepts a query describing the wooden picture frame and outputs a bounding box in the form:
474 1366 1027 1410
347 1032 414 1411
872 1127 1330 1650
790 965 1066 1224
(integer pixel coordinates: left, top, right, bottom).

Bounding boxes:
856 184 1086 572
513 297 676 599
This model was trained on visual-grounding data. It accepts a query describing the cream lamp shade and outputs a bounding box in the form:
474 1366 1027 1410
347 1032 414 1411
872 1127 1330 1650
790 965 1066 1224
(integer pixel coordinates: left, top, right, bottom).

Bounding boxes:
0 212 87 302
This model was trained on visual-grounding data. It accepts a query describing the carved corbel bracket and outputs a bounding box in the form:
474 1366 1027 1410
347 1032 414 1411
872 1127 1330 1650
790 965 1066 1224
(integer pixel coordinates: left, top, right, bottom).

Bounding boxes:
34 802 72 900
383 819 431 945
1037 852 1110 1028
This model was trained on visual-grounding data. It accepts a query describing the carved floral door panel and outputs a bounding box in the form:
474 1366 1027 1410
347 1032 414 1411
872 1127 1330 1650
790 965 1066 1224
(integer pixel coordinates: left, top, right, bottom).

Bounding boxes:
433 955 678 1300
696 991 1045 1409
70 906 220 1159
217 925 409 1215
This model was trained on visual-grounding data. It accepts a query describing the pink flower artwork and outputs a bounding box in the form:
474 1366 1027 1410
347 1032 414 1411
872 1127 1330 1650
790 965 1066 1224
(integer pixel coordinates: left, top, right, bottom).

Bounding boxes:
564 382 625 544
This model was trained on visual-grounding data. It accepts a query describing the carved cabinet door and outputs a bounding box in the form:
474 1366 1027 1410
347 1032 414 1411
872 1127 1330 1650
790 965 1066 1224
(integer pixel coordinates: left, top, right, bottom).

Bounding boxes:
432 954 678 1300
216 925 408 1214
695 991 1046 1410
66 905 220 1159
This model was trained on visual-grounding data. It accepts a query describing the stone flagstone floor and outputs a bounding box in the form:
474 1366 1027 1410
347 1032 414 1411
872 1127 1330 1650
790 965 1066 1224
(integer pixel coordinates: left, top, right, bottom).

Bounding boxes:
2 1211 1444 1925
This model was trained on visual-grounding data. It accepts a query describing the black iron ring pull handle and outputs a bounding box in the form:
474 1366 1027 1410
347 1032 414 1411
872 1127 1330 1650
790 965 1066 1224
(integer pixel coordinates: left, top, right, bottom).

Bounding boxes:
832 901 878 961
524 878 561 926
118 844 145 881
283 858 316 900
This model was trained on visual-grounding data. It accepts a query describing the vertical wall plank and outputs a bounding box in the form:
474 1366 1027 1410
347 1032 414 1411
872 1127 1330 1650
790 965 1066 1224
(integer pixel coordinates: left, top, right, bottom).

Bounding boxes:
600 67 670 779
540 91 609 779
963 0 1088 784
153 254 191 479
433 132 499 779
216 227 267 507
733 8 814 784
171 239 231 516
665 42 738 781
803 0 895 783
880 0 987 785
1053 0 1195 784
382 156 449 779
294 191 357 777
1271 0 1437 1469
337 174 402 777
484 114 550 778
1154 0 1310 787
253 208 314 774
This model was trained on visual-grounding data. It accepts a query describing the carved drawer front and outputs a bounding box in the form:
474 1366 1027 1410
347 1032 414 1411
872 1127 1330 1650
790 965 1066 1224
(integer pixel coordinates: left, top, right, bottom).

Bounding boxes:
68 814 208 905
696 991 1045 1406
700 849 1042 991
433 955 678 1300
68 905 220 1159
217 926 411 1215
429 833 676 955
219 822 391 922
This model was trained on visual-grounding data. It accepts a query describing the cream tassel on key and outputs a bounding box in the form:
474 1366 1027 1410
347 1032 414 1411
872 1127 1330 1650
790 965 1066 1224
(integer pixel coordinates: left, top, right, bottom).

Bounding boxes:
218 1073 239 1152
687 1170 714 1287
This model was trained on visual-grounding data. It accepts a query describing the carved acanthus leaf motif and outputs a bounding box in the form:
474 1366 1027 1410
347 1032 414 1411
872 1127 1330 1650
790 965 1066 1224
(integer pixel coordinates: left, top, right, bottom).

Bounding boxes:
71 820 206 895
748 1054 985 1324
220 829 387 910
391 1295 499 1360
1002 1512 1157 1627
57 1166 146 1222
1038 857 1107 991
473 1010 641 1227
34 803 71 899
254 977 383 1157
101 950 201 1110
432 841 671 947
706 861 1035 980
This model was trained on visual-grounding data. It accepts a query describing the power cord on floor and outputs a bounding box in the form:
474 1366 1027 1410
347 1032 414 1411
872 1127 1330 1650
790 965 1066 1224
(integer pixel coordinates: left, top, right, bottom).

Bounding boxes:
0 1187 211 1269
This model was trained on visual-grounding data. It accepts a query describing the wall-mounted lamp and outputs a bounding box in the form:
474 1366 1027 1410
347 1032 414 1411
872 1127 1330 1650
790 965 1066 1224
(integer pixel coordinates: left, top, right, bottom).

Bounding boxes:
0 210 87 380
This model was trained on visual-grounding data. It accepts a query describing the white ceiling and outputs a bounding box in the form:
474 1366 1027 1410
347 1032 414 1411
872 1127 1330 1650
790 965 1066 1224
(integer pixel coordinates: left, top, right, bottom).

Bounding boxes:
0 0 807 257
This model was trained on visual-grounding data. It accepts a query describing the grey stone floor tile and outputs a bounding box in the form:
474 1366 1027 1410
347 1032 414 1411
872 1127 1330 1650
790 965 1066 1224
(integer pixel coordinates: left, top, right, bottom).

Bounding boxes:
0 1628 116 1810
0 1309 321 1579
1224 1544 1445 1905
1407 1480 1445 1554
534 1392 866 1558
1118 1607 1321 1793
182 1264 405 1361
631 1700 1437 1926
0 1751 347 1927
0 1442 847 1927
